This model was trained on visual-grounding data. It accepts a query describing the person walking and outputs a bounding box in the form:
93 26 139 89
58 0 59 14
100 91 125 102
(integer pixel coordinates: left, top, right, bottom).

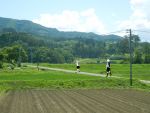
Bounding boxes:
106 59 111 77
76 60 80 72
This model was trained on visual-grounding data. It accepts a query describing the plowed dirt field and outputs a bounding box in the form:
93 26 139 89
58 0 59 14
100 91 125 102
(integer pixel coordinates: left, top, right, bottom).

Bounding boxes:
0 89 149 113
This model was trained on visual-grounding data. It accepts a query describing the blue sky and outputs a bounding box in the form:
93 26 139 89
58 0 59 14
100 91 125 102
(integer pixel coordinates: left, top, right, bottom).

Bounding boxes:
0 0 150 41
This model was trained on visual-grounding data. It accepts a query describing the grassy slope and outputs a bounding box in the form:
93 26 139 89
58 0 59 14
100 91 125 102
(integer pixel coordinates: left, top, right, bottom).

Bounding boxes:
0 66 149 93
40 64 150 80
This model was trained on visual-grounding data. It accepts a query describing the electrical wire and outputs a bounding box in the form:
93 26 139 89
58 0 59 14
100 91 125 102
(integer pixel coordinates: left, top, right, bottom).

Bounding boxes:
100 29 126 35
133 30 150 34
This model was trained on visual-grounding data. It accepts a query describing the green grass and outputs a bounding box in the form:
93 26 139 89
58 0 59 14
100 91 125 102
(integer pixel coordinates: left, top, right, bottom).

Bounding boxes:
0 66 149 93
0 68 99 81
40 63 150 80
78 58 100 64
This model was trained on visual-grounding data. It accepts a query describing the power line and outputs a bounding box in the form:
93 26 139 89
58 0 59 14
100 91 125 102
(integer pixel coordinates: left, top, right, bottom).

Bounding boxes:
101 29 150 35
100 29 126 35
133 30 150 34
100 29 150 40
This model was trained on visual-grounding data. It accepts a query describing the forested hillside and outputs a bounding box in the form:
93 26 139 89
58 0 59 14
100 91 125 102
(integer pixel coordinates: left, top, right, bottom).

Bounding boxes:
0 17 121 41
0 31 149 66
0 17 150 68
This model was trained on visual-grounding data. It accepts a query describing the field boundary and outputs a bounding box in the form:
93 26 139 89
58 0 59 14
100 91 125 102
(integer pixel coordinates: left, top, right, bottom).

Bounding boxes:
28 65 113 78
27 65 150 84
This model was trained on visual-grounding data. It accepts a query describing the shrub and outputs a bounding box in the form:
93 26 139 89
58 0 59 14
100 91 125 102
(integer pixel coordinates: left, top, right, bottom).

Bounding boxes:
0 61 3 68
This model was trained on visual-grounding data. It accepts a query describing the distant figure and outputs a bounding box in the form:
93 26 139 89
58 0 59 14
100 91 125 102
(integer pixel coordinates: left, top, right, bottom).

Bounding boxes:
106 59 111 77
76 60 80 72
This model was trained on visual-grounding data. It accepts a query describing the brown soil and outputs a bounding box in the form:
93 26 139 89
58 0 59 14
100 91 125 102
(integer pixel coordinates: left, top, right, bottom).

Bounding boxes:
0 89 149 113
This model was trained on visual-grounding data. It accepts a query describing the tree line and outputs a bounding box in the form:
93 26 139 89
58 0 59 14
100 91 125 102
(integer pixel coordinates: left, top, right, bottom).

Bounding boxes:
0 32 150 68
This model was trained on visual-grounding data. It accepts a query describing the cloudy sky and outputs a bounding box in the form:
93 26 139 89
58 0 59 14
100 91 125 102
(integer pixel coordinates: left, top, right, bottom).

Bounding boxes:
0 0 150 41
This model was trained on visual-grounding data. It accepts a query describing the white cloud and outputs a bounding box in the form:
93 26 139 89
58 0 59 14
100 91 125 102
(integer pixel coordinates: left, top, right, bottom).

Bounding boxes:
32 8 106 34
118 0 150 29
117 0 150 41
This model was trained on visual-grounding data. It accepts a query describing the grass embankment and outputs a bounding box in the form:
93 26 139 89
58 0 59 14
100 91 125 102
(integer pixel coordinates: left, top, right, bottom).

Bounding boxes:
40 63 150 80
0 66 149 93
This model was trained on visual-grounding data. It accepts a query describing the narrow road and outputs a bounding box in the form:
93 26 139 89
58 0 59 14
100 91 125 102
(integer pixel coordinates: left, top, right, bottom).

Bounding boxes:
28 65 115 78
27 65 150 84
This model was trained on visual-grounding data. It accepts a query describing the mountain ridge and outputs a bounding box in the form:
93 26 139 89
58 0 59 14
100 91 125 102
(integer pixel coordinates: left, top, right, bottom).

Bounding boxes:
0 17 122 41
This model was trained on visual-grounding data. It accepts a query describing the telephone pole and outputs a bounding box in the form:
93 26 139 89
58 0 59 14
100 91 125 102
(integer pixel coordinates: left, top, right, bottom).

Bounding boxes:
18 47 22 67
127 29 133 86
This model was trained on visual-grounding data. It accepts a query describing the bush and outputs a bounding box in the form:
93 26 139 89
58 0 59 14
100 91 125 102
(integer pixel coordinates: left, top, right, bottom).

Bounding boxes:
9 64 15 70
0 62 3 68
144 54 150 64
110 55 127 60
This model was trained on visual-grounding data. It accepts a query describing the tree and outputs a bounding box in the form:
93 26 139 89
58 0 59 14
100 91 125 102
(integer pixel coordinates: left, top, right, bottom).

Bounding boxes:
144 54 150 64
0 52 4 68
117 37 129 54
2 45 27 64
2 28 16 33
132 35 140 49
142 42 150 63
56 49 74 63
134 49 143 64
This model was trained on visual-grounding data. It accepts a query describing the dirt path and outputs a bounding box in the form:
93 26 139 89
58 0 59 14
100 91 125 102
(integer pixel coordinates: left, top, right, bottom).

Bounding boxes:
0 89 149 113
28 65 150 84
27 65 120 78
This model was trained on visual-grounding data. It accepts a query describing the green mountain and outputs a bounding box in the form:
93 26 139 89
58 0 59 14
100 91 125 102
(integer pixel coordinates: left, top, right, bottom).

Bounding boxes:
0 17 122 41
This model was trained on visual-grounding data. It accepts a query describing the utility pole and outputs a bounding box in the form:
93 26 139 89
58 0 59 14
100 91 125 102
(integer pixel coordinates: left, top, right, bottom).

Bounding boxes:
127 29 133 86
18 34 22 67
18 47 22 67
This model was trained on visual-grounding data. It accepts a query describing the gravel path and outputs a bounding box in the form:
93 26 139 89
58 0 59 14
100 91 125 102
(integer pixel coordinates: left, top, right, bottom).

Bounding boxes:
28 65 150 84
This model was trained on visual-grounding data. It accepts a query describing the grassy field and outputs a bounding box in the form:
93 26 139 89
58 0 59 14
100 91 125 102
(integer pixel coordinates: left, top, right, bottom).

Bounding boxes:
0 65 150 93
75 58 124 64
40 63 150 80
